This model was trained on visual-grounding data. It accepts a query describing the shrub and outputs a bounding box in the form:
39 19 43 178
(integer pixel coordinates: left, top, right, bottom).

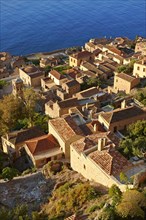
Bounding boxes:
2 167 19 181
88 204 99 213
43 182 99 218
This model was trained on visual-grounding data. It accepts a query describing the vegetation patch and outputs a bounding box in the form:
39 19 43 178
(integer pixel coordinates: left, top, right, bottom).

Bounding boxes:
53 65 72 74
42 181 99 219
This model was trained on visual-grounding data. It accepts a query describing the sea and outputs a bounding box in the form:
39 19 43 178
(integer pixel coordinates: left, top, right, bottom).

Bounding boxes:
0 0 146 55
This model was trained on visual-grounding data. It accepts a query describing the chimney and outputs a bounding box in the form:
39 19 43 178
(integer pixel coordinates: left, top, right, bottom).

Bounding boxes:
94 123 97 132
98 138 106 151
121 100 126 109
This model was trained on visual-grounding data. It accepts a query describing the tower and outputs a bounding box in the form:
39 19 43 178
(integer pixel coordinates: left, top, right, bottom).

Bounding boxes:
12 78 23 97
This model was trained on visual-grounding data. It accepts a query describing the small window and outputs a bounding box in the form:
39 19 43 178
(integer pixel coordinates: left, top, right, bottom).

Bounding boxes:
83 164 86 170
143 68 145 72
137 66 140 70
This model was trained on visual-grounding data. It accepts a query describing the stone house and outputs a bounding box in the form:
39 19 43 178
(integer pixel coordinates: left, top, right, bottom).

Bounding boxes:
0 67 9 79
69 51 94 67
40 56 61 68
56 88 71 101
45 97 99 118
80 61 99 73
97 51 124 65
70 132 133 190
12 78 24 97
102 45 123 56
62 79 81 96
49 70 67 86
11 56 26 69
45 98 79 118
75 87 99 99
108 72 140 94
133 58 146 78
135 40 146 55
0 52 12 69
2 127 45 159
98 103 146 132
24 134 63 168
85 42 98 53
19 65 44 87
49 115 84 158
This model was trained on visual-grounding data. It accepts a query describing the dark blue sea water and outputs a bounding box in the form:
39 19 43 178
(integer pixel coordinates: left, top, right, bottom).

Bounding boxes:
0 0 146 55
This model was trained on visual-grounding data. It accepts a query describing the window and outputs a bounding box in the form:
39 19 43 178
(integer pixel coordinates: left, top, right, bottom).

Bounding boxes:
137 66 140 70
116 79 118 82
143 68 145 72
83 164 86 170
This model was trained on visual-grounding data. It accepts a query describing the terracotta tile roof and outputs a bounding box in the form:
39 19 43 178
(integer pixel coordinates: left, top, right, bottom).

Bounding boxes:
105 45 122 56
29 71 44 78
25 134 60 155
103 62 117 71
50 70 65 80
96 44 104 50
57 98 79 108
64 79 80 88
49 115 84 142
76 87 99 98
86 42 96 48
81 61 98 73
117 73 136 82
71 132 118 153
89 148 132 176
24 65 37 73
98 64 111 73
82 70 97 78
100 105 146 124
7 127 45 145
71 51 92 59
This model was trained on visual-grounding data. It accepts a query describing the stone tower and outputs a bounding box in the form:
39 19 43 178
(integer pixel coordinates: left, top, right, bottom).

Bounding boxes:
12 78 23 97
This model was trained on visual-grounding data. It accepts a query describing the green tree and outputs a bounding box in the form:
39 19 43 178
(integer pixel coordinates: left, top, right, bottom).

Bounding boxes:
109 185 122 205
120 172 128 184
98 207 115 220
44 65 52 76
120 120 146 158
117 60 136 75
116 190 146 219
81 77 101 90
0 80 7 89
22 88 40 127
0 94 23 134
2 167 19 180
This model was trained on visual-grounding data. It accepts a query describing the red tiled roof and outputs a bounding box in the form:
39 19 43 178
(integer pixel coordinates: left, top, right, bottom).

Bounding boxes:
117 73 136 82
25 134 59 155
7 127 45 145
76 87 99 98
50 70 65 80
100 105 146 124
49 115 84 142
71 132 118 153
57 98 79 108
105 45 122 56
89 148 132 176
64 79 80 88
71 51 92 59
